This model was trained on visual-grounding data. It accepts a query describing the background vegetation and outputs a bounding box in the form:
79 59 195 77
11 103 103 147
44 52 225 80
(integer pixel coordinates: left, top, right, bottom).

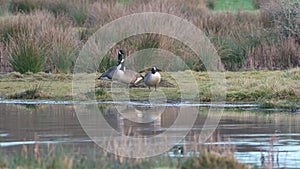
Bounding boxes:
0 0 299 73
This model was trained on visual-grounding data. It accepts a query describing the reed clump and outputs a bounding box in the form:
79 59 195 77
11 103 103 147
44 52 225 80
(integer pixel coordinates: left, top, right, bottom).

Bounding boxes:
1 11 80 73
181 150 250 169
0 0 299 73
0 131 249 169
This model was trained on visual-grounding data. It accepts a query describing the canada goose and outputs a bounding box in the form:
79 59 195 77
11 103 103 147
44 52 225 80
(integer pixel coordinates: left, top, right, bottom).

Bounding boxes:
172 145 184 155
144 66 161 91
98 50 125 80
113 58 144 85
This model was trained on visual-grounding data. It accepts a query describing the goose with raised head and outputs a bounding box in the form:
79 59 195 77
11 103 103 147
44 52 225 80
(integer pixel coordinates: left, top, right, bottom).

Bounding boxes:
144 66 161 91
98 50 125 80
113 58 144 85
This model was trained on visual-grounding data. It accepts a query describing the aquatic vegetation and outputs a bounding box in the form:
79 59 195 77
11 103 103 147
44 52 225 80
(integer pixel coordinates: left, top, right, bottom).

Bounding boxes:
0 132 250 169
181 150 250 169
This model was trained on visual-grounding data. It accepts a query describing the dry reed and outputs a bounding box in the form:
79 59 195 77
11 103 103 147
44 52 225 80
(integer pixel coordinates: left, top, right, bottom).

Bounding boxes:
0 0 299 72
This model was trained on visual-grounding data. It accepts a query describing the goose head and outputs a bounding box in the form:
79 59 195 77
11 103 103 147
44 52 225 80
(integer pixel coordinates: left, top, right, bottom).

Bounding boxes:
118 50 125 64
151 66 161 74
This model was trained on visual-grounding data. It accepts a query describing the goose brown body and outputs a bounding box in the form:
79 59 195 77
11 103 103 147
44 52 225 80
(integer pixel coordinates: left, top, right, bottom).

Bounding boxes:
98 50 124 80
144 66 161 90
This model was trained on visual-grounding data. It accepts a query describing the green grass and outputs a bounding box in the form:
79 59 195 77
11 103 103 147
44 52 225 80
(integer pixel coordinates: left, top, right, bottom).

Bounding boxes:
214 0 257 11
8 36 47 74
96 68 300 109
1 69 300 109
0 72 73 100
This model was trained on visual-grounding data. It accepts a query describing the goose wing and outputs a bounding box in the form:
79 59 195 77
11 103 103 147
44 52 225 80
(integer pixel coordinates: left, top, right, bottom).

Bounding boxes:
99 66 117 79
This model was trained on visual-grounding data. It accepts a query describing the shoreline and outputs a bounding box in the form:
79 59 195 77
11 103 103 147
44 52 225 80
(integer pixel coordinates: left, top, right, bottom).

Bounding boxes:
0 69 299 110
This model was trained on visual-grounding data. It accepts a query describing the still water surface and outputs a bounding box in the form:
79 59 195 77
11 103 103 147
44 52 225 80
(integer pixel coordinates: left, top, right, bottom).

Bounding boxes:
0 101 299 168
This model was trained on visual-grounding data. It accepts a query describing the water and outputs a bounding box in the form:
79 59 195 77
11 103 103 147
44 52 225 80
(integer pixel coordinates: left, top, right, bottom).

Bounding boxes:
0 101 300 168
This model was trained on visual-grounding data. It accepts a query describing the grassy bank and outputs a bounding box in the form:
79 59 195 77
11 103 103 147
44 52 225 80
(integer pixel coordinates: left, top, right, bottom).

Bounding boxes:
0 68 299 109
0 0 299 109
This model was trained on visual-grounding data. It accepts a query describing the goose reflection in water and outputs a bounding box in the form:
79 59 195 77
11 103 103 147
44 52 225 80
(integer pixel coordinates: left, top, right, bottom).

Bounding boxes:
119 105 164 123
102 105 177 136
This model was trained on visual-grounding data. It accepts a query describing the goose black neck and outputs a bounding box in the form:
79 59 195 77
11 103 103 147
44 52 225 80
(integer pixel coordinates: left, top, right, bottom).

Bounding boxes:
151 68 156 74
118 54 123 64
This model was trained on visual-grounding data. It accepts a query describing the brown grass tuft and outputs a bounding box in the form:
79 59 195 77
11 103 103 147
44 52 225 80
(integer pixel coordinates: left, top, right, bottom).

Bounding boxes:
1 0 300 72
244 37 300 70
